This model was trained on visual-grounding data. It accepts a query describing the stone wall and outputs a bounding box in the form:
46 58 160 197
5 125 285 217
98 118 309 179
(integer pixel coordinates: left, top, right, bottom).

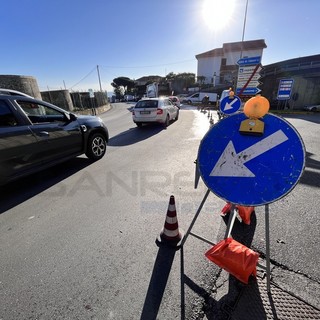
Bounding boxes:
0 75 42 99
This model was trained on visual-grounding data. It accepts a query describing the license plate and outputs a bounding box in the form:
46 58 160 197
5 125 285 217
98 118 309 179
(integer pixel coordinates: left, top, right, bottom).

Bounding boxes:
140 111 150 114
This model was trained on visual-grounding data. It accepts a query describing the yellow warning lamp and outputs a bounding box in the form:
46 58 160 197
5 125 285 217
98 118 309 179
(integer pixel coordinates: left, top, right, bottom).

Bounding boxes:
243 95 270 119
239 95 270 136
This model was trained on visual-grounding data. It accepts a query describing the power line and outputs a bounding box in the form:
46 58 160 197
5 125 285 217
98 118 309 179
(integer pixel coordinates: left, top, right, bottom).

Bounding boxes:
68 66 96 90
99 59 195 69
65 58 196 91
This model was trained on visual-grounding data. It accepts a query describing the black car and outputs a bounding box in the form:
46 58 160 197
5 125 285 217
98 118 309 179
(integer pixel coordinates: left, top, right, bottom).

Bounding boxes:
0 93 109 186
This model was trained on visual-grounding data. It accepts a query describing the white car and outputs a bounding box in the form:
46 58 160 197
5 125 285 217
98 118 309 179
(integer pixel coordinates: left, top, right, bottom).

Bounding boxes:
132 97 179 127
303 104 320 112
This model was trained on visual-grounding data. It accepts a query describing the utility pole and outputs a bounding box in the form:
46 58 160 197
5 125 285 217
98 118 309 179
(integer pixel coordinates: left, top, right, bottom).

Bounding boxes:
97 65 103 92
240 0 249 59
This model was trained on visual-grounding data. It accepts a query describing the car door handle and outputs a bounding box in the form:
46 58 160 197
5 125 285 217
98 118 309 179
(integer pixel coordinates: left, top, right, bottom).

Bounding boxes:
37 131 49 137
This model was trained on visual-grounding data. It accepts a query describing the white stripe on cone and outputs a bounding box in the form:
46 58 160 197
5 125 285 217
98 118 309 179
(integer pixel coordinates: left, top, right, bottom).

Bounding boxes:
166 216 177 224
163 228 179 237
168 204 176 211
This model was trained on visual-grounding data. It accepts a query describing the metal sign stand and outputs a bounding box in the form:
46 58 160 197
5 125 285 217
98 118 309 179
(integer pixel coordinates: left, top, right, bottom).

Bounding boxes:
181 185 272 292
186 110 305 293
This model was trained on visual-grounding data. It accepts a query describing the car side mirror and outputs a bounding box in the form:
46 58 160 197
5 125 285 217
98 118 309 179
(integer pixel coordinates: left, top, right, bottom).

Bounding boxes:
65 113 77 122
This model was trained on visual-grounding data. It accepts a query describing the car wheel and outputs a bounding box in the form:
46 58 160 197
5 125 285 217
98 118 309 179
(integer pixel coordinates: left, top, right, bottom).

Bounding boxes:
163 115 170 128
311 107 317 112
136 122 143 127
85 132 107 161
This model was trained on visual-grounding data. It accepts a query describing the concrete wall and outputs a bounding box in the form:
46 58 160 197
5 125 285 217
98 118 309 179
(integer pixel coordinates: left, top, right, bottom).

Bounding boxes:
41 90 74 111
0 75 42 99
70 91 108 110
261 55 320 109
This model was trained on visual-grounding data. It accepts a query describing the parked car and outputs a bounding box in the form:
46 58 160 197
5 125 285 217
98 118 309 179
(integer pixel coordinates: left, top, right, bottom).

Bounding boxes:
168 96 181 108
303 104 320 112
132 97 179 127
0 92 109 186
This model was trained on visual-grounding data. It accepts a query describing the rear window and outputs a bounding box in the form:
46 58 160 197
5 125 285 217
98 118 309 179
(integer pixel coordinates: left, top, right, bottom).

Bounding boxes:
135 100 158 108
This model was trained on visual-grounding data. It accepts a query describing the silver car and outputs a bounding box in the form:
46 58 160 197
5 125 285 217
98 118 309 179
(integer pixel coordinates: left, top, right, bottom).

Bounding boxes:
303 104 320 112
132 97 179 127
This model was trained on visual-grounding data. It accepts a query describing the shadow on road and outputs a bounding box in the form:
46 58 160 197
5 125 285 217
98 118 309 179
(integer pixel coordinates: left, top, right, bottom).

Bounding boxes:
0 157 93 214
108 126 164 147
140 208 282 319
181 212 267 320
283 113 320 124
140 246 177 320
300 151 320 188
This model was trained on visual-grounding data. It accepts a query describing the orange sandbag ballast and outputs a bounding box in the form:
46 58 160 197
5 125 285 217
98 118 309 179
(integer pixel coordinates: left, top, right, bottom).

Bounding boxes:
205 238 259 284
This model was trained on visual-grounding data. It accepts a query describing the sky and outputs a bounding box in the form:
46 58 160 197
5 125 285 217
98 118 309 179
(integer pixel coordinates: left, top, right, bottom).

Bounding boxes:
1 0 319 94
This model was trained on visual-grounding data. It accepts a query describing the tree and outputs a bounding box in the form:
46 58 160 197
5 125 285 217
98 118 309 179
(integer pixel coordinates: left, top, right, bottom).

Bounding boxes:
197 75 206 85
111 77 135 95
165 72 176 82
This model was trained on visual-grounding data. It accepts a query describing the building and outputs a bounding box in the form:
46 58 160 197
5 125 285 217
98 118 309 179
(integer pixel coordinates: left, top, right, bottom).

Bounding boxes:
261 54 320 109
196 40 320 109
196 39 267 86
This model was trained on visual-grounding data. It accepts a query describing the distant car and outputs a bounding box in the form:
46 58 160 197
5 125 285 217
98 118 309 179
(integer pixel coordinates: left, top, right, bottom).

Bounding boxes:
168 96 181 108
0 93 109 186
132 97 179 127
303 104 320 112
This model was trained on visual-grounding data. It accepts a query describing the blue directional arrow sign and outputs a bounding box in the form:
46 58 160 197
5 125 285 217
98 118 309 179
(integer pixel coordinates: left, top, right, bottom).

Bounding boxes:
220 95 241 115
236 87 261 95
237 56 261 66
198 113 305 206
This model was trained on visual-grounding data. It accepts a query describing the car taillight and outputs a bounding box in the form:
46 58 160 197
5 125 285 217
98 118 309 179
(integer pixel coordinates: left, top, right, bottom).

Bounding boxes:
157 108 163 115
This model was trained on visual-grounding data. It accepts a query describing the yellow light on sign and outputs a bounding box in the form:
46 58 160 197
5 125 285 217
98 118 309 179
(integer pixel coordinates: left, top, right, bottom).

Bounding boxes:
243 95 270 119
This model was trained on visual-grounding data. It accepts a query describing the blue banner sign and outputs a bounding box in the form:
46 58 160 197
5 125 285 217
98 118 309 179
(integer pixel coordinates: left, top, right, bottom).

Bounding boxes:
237 56 261 66
277 79 294 100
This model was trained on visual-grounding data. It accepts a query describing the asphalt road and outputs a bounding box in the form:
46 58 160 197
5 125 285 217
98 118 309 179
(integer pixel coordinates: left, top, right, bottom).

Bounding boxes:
0 104 319 319
0 104 226 319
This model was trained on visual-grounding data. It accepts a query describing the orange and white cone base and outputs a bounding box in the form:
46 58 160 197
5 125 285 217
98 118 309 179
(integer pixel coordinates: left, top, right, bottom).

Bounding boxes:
156 195 184 248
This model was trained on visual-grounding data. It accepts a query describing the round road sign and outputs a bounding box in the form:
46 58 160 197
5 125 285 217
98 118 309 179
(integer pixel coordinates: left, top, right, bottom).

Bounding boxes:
198 113 305 206
220 95 242 115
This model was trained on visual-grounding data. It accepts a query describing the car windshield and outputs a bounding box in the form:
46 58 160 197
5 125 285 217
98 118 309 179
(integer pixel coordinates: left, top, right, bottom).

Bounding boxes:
135 100 158 108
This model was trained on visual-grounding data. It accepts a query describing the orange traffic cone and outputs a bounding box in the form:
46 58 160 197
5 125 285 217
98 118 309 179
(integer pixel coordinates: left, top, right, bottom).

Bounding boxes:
205 238 259 284
156 195 184 248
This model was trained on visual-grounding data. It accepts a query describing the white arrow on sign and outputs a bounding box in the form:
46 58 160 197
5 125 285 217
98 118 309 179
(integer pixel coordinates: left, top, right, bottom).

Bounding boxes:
239 66 262 74
237 80 261 88
224 98 239 111
210 130 289 177
237 74 261 82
